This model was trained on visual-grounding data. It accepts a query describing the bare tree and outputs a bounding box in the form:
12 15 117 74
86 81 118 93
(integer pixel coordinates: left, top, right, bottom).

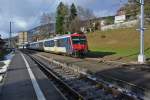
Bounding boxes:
49 12 56 22
77 6 95 20
38 13 55 40
68 17 83 33
40 13 51 25
76 6 97 32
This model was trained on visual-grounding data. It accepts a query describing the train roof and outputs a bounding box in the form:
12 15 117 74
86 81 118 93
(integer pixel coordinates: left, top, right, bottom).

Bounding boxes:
29 33 85 44
70 33 85 36
54 33 85 39
54 34 70 40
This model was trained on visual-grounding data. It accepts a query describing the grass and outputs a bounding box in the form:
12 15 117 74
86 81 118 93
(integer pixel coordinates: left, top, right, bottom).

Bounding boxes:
87 25 150 62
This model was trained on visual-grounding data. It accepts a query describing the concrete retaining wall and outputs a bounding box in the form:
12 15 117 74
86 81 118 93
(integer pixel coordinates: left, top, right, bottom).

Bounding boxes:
101 20 138 31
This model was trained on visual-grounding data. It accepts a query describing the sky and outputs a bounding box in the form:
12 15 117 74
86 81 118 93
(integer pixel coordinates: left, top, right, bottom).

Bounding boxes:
0 0 127 38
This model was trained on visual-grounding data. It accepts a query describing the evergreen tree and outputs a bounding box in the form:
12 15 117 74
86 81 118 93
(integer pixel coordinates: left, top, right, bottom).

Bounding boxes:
56 2 68 34
68 3 79 32
70 3 77 21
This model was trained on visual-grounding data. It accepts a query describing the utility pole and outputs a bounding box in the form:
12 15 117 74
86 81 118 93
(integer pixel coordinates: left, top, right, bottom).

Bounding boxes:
9 21 12 50
138 0 145 63
23 32 24 49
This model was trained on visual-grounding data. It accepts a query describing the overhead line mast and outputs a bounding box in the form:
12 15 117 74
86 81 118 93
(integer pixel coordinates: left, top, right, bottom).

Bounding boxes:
138 0 145 63
9 21 12 49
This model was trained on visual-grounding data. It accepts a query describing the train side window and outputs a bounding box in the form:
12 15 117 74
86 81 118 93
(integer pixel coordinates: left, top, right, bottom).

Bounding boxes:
44 40 55 47
51 40 55 47
44 41 50 47
39 42 43 47
57 38 66 47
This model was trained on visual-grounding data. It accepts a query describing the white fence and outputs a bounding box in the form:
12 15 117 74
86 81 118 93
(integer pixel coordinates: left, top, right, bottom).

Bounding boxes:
101 20 138 31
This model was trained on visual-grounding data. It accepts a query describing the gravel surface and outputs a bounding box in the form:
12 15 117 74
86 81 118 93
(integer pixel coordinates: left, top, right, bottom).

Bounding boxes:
37 52 121 73
25 50 150 90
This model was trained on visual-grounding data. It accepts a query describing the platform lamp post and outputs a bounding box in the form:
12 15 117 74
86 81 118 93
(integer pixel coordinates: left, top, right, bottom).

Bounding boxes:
23 32 25 50
138 0 145 63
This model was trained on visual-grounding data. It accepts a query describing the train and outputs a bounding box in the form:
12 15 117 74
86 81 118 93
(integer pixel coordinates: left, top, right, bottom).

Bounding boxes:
26 33 88 57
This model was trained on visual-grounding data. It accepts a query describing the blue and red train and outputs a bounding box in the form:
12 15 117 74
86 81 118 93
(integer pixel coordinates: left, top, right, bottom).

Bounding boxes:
26 33 88 56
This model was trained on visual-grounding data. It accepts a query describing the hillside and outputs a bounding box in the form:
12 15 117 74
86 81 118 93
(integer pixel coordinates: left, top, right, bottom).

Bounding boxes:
87 26 150 62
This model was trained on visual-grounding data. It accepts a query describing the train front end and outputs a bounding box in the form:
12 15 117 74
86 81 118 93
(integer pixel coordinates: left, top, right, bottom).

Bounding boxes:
71 33 88 56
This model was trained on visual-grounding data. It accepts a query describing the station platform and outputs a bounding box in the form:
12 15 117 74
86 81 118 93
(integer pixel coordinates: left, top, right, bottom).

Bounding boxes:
0 51 64 100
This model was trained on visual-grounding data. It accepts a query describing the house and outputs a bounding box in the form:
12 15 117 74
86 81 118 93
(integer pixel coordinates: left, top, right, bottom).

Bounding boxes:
115 7 126 24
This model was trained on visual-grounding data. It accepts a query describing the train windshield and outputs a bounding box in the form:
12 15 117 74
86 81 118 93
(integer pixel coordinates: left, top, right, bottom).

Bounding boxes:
72 36 86 44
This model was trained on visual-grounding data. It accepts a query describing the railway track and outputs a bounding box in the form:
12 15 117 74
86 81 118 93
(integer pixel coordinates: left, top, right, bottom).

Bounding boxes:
24 51 144 100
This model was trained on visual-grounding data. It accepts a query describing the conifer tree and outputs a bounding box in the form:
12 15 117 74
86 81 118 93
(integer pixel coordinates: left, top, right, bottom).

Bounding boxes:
70 3 77 21
56 2 68 34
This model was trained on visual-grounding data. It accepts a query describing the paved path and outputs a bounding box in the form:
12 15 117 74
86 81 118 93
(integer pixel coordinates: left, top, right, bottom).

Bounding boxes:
0 51 64 100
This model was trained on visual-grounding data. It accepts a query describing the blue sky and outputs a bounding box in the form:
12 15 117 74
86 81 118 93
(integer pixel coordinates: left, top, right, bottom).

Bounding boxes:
0 0 127 38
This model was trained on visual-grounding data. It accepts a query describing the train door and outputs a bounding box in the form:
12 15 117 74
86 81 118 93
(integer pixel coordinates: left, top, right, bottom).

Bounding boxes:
54 39 57 52
39 42 44 51
66 37 72 54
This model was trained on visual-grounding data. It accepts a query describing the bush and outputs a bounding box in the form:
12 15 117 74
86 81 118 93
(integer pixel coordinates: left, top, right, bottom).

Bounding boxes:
0 49 9 60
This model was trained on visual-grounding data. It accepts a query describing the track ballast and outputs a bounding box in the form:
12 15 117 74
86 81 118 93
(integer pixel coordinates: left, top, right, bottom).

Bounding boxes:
24 51 144 100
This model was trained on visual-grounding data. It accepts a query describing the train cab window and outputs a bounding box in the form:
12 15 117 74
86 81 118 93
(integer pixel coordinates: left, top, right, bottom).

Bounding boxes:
72 36 86 44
